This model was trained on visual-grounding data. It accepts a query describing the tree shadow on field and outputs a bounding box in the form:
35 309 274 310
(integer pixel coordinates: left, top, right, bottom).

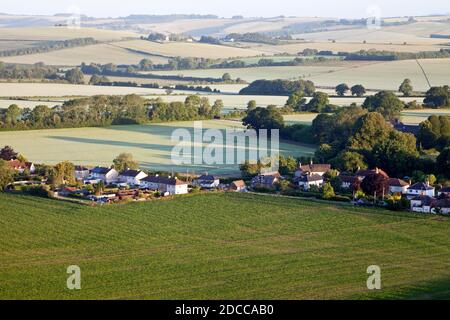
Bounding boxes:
356 277 450 300
49 136 173 159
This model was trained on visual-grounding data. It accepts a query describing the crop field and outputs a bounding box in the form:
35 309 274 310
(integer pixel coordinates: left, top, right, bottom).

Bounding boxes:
148 58 450 91
0 27 138 41
1 43 169 66
0 192 449 299
0 83 176 98
146 64 350 82
0 120 315 175
401 109 450 125
284 109 450 126
114 39 268 59
0 98 65 109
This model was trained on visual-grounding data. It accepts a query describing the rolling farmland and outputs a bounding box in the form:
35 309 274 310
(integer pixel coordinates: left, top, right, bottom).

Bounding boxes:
0 120 315 174
113 39 268 59
1 43 169 66
0 192 449 299
147 59 450 91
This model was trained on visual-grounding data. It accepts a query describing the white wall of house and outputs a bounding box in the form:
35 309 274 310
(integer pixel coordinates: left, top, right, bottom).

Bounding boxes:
389 186 409 194
76 170 90 180
92 170 119 184
299 180 323 190
167 184 188 195
197 179 220 188
407 189 435 198
119 172 147 185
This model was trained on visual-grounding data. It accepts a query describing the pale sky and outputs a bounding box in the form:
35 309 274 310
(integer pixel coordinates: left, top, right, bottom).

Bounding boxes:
0 0 448 19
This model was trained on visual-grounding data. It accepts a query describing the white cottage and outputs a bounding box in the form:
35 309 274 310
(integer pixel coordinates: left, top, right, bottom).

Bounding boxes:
195 175 220 189
118 170 148 186
75 166 90 181
297 174 324 190
388 178 410 194
406 182 435 199
90 167 119 184
141 176 188 195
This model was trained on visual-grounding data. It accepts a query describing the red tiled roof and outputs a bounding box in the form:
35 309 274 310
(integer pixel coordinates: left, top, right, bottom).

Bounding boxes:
8 160 26 170
357 168 389 178
299 164 331 173
339 175 360 183
388 178 409 187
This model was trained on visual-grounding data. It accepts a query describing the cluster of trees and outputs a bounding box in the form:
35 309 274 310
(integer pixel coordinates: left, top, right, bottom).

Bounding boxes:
80 62 230 83
174 84 220 93
417 115 450 150
334 83 366 97
424 86 450 108
0 38 98 58
225 33 280 45
149 96 223 122
0 95 223 130
0 62 85 84
199 36 221 45
240 79 315 96
0 62 58 80
343 49 450 61
242 106 285 131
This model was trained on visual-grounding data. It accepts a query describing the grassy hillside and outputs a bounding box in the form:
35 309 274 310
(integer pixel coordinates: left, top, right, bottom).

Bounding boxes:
0 193 448 300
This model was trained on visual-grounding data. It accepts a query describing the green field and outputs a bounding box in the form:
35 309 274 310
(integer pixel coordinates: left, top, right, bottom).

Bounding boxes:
0 193 449 299
0 120 315 175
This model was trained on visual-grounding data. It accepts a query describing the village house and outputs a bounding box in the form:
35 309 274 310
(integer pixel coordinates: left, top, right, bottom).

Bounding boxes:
89 167 119 184
434 198 450 214
388 178 410 194
251 172 281 189
118 170 148 186
356 168 389 180
8 160 35 174
230 180 246 192
297 174 324 190
194 174 220 189
438 187 450 197
140 175 188 195
74 166 90 181
410 195 436 213
294 161 331 178
339 175 362 190
406 182 435 199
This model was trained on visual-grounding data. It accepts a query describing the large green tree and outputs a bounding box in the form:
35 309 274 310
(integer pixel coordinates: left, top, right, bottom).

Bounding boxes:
362 91 405 120
65 68 85 84
424 86 450 108
351 85 366 97
399 79 413 97
436 147 450 178
242 106 285 131
0 146 18 161
113 153 139 172
335 83 350 96
305 92 329 112
0 159 15 191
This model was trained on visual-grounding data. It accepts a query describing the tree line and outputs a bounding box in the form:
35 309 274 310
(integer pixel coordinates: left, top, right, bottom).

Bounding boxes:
0 38 98 58
0 95 224 130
